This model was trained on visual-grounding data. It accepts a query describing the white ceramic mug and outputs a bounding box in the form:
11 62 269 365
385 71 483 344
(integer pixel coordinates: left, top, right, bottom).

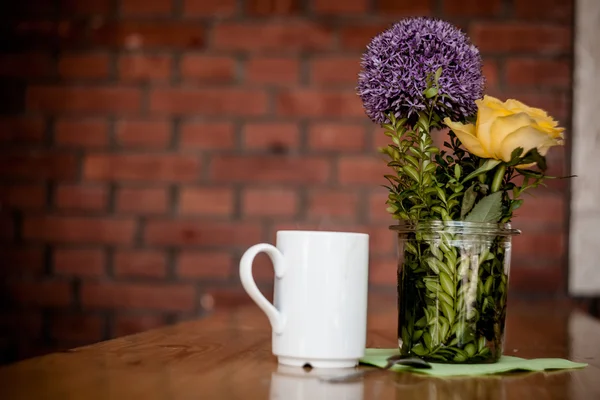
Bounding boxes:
240 230 370 368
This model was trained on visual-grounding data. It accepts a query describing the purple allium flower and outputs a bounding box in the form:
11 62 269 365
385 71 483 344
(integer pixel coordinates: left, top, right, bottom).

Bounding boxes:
357 17 484 124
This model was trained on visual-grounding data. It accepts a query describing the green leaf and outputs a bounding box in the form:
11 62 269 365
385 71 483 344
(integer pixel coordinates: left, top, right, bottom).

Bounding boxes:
509 147 524 163
424 87 438 98
402 165 420 183
412 343 428 356
434 66 443 83
465 343 476 357
412 330 424 341
440 301 456 324
438 291 454 308
460 184 478 219
462 159 502 183
440 272 454 297
454 164 461 180
464 192 503 223
423 331 433 350
415 316 427 328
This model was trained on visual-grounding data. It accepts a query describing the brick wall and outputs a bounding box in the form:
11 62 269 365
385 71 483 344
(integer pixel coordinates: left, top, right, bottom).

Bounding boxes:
0 0 573 362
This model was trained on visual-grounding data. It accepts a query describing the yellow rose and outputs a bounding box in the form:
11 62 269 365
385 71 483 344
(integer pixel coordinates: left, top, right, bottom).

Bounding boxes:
443 95 564 162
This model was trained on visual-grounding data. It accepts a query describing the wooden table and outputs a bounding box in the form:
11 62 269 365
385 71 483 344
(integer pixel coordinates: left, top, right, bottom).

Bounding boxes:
1 295 599 399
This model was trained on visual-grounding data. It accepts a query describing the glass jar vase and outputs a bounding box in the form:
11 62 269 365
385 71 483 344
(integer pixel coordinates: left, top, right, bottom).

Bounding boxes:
391 221 520 364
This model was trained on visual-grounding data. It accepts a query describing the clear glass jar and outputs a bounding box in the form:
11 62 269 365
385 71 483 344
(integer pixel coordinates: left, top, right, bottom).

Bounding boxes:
391 221 520 363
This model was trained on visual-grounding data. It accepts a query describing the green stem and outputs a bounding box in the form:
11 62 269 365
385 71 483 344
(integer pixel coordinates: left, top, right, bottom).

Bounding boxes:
490 164 506 193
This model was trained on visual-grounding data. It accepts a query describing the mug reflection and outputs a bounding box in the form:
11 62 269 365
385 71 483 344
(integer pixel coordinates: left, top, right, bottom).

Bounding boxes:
270 365 364 400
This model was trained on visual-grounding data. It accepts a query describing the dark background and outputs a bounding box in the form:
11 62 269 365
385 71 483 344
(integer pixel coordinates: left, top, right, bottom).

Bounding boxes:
0 0 575 364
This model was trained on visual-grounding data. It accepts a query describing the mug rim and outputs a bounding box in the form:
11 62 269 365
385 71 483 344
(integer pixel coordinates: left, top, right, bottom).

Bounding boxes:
276 230 369 238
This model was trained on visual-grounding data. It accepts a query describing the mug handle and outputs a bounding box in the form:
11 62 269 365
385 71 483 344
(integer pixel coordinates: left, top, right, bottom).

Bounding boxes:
239 244 286 334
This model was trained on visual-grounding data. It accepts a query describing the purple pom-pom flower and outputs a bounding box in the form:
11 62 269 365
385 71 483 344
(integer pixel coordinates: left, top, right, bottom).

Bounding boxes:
357 17 484 124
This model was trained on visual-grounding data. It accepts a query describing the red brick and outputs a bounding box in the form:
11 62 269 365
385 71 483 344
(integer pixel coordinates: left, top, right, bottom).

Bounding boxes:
116 187 169 214
368 190 393 222
443 0 501 16
513 231 565 259
183 0 237 16
0 311 42 338
0 247 45 276
242 123 300 151
246 57 299 85
340 23 390 50
200 287 267 310
0 151 78 180
0 213 13 241
470 24 571 54
116 119 171 148
338 156 389 184
213 21 334 52
177 251 232 278
7 281 72 307
276 89 363 117
23 216 136 245
59 0 111 14
0 53 54 78
121 0 173 16
375 0 432 15
114 250 167 278
514 0 573 23
90 22 205 49
211 156 331 184
510 264 564 293
245 0 301 15
310 56 360 85
180 55 236 83
313 0 368 14
0 116 45 144
179 122 235 149
308 123 365 151
369 256 397 285
58 53 110 79
307 190 358 219
82 282 196 311
482 60 499 89
145 220 262 246
512 194 565 227
242 188 298 217
83 154 201 182
113 314 166 337
150 88 267 116
50 313 103 342
0 184 46 209
179 187 234 216
53 248 105 277
55 118 108 148
28 86 141 114
505 58 570 87
118 54 172 82
55 184 108 211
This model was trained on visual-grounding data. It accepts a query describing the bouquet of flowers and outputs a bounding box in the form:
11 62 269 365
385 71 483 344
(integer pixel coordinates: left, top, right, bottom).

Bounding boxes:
358 17 564 363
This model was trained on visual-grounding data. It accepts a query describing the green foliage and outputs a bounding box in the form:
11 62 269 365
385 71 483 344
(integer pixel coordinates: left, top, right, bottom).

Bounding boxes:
380 79 554 224
398 234 508 363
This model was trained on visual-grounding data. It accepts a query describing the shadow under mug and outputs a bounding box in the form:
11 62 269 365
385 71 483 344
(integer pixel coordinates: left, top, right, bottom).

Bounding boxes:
240 230 370 368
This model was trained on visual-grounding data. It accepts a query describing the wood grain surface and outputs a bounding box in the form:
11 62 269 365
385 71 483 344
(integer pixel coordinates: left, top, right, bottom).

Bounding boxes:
0 295 599 400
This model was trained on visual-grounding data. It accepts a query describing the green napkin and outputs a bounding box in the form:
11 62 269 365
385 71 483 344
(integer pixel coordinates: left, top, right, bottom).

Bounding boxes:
361 348 587 377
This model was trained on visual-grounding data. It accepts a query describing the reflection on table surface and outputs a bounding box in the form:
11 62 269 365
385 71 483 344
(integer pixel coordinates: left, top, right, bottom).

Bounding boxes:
0 296 599 399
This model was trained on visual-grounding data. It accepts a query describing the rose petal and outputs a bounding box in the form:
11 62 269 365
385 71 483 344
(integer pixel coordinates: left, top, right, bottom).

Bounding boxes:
475 97 511 154
444 118 491 158
498 126 560 162
489 112 537 159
